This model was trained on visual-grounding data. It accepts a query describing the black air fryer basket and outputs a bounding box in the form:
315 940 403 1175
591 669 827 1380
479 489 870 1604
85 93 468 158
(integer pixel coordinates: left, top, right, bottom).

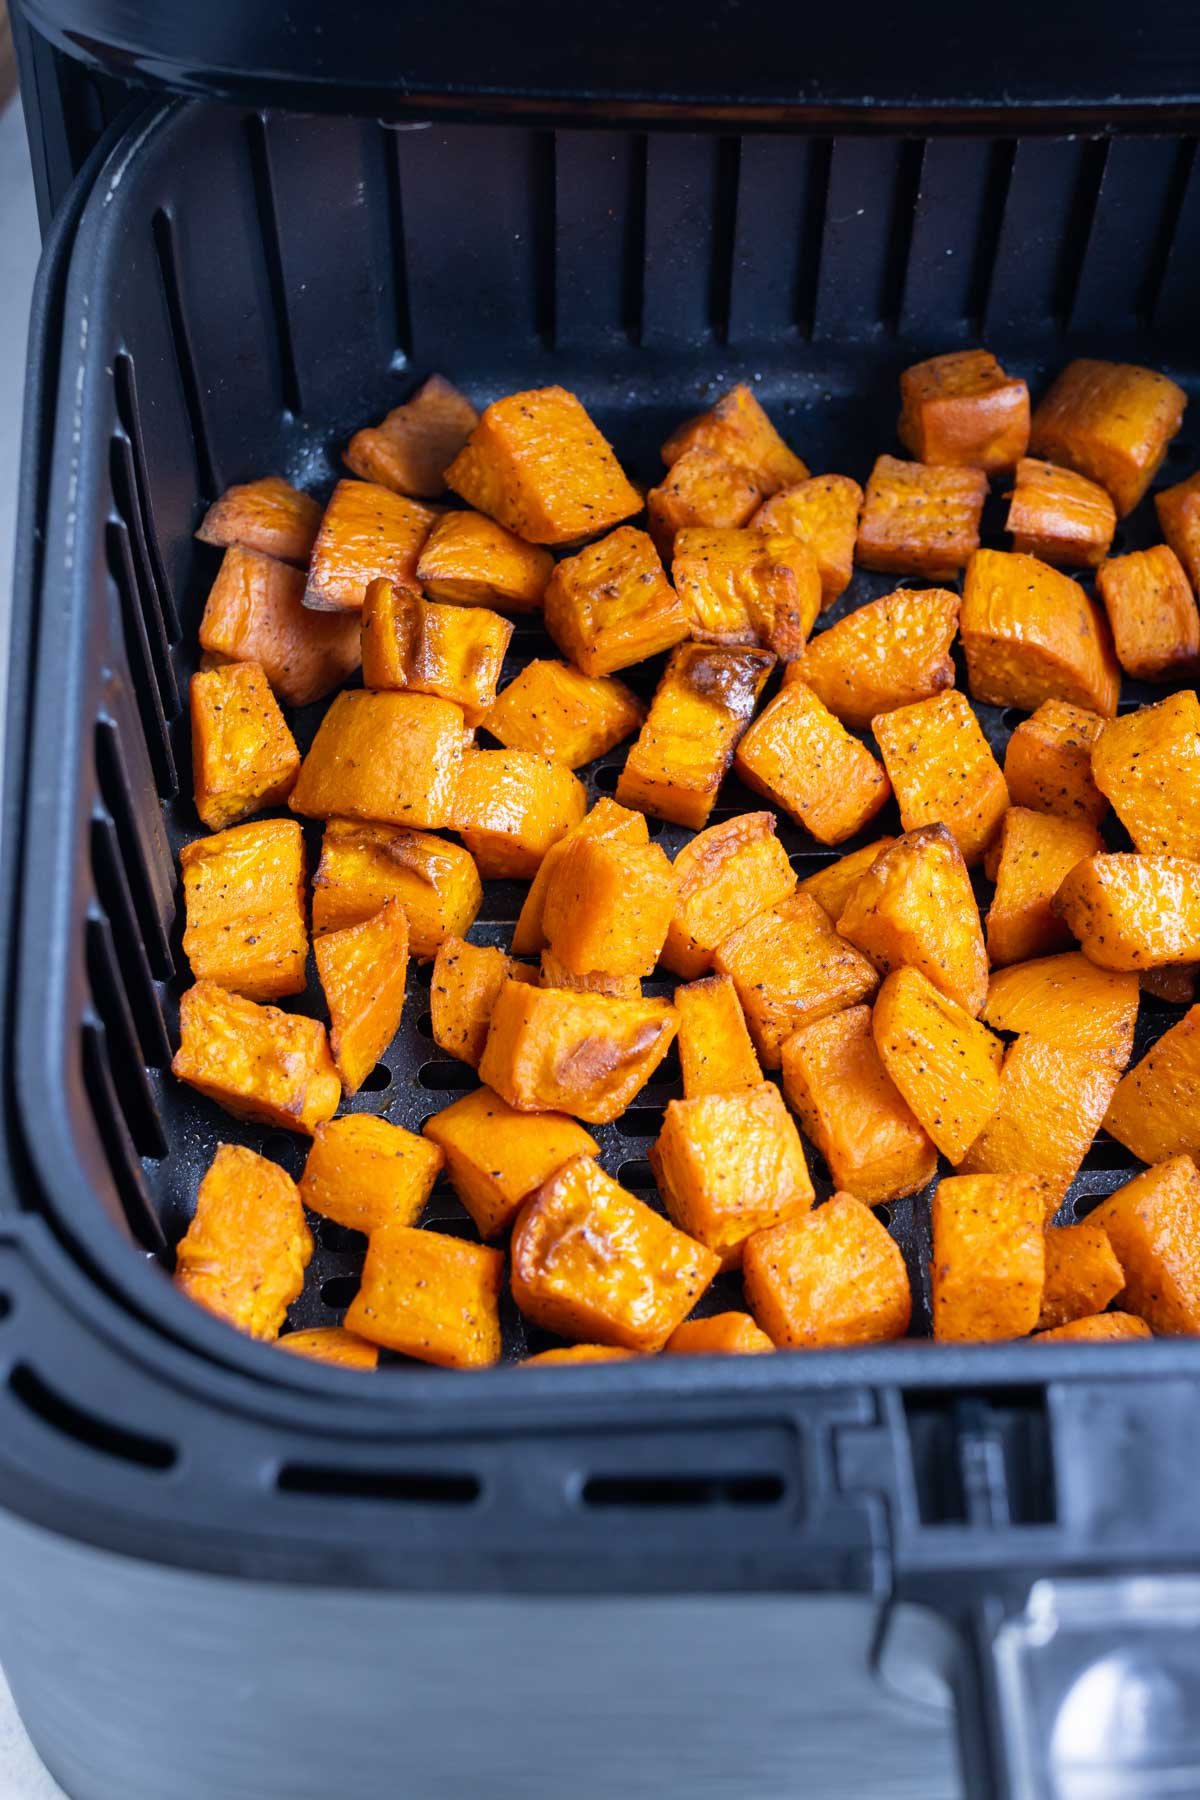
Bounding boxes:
4 5 1200 1797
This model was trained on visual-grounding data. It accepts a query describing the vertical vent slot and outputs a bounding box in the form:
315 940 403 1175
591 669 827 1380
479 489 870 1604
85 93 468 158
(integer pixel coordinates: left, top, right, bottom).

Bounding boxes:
89 815 170 1066
111 353 179 640
108 445 179 712
93 718 174 981
243 113 303 416
80 1025 166 1250
379 124 413 365
150 207 219 500
814 137 924 340
85 913 167 1159
105 515 178 800
1152 137 1200 340
553 129 646 350
1071 136 1191 333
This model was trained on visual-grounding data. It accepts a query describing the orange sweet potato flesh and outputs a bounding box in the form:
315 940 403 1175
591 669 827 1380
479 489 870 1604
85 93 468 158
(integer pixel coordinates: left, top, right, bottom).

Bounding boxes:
175 1143 312 1340
663 811 796 979
312 819 481 959
450 749 587 878
181 818 308 1001
646 446 763 558
543 836 678 979
195 474 322 566
1005 458 1116 569
299 1114 443 1234
416 510 554 611
1156 471 1200 593
1091 692 1200 859
199 546 360 706
931 1174 1047 1341
520 1345 640 1366
173 981 340 1134
795 839 894 920
1103 1007 1200 1164
512 797 649 956
872 966 1002 1164
788 586 959 730
314 899 409 1095
484 660 644 769
1030 358 1186 517
1036 1312 1151 1341
423 1084 598 1238
1003 700 1108 826
304 479 438 612
752 475 862 610
445 386 642 545
665 1313 774 1355
1052 854 1200 971
360 578 512 726
1038 1222 1124 1330
661 384 809 495
872 689 1009 866
278 1328 380 1369
675 975 763 1098
899 350 1029 472
539 951 641 998
511 1155 719 1351
345 1224 504 1368
958 1036 1122 1207
616 643 775 830
960 549 1119 717
984 807 1102 967
650 1082 814 1267
714 892 879 1068
982 953 1139 1070
781 1005 937 1205
430 937 539 1067
672 527 821 659
543 526 689 677
344 374 478 498
1096 546 1200 683
836 824 987 1015
1089 1156 1200 1333
478 980 677 1123
734 679 890 846
743 1194 911 1349
289 691 465 829
856 455 986 580
190 662 300 832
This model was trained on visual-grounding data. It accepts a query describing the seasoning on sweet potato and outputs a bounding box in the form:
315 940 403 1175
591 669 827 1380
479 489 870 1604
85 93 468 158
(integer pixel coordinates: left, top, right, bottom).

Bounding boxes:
360 578 513 726
713 891 879 1067
195 474 322 566
181 818 307 1001
733 680 890 846
539 950 641 998
445 386 641 545
511 1155 719 1351
661 383 809 496
1091 691 1200 859
1142 965 1199 1005
520 1345 640 1366
872 966 1002 1163
290 691 465 829
662 812 796 980
278 1328 380 1369
930 1173 1047 1341
304 478 438 612
1089 1156 1200 1333
478 980 677 1123
1003 699 1108 826
781 1005 937 1205
898 349 1029 472
344 374 478 497
871 689 1009 866
199 546 361 706
1029 358 1186 517
512 797 649 956
430 936 539 1068
1095 546 1199 683
542 836 677 979
984 807 1102 968
484 660 644 769
450 749 587 878
1005 457 1117 569
960 548 1119 717
795 839 895 920
1036 1312 1151 1342
190 662 300 831
312 819 481 959
675 975 763 1098
416 510 553 611
958 1036 1123 1207
616 642 775 830
175 1143 312 1340
1103 1007 1200 1164
1038 1222 1124 1331
299 1114 443 1234
752 474 863 610
787 586 959 730
314 899 409 1095
172 981 340 1134
836 824 988 1015
1052 854 1200 971
665 1313 774 1355
345 1224 504 1369
646 445 763 558
651 1082 814 1267
982 954 1140 1067
543 526 689 676
743 1194 911 1349
855 454 987 580
1156 470 1200 592
672 527 821 659
423 1085 598 1238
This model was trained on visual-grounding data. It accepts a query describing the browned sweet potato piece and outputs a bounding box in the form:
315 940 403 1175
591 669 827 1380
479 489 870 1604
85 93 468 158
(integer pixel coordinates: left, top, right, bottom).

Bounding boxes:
478 981 676 1123
787 587 959 730
1088 1157 1200 1333
1091 692 1200 859
752 475 863 610
795 839 895 921
423 1085 598 1238
484 660 644 769
872 966 1002 1163
344 374 478 497
1036 1312 1151 1341
299 1115 443 1234
958 1036 1123 1206
1003 700 1108 826
982 953 1139 1068
662 812 795 980
450 749 587 878
539 951 641 999
289 690 465 829
196 474 322 566
512 798 649 956
430 937 539 1068
199 546 360 706
175 1143 312 1340
1156 470 1200 592
511 1156 719 1351
542 836 677 979
856 455 987 580
1052 854 1200 971
416 510 553 611
1103 1008 1200 1164
899 349 1029 472
278 1328 379 1369
1038 1223 1124 1330
181 818 307 1001
674 975 763 1098
345 1224 504 1368
836 824 987 1015
665 1313 774 1355
743 1194 911 1349
305 479 438 612
713 892 879 1068
734 680 890 846
1030 358 1186 516
314 899 409 1095
172 981 340 1134
871 689 1009 866
520 1345 640 1366
662 384 809 495
961 549 1119 716
672 527 820 659
1142 965 1199 1005
190 662 300 831
616 643 775 830
1005 457 1116 568
984 807 1102 967
1096 546 1199 683
931 1174 1047 1341
543 527 689 676
645 446 763 558
360 578 512 726
312 820 481 958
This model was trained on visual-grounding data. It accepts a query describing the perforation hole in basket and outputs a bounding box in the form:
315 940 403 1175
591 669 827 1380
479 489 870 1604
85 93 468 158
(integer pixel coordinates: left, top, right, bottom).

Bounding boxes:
417 1061 479 1092
357 1062 393 1094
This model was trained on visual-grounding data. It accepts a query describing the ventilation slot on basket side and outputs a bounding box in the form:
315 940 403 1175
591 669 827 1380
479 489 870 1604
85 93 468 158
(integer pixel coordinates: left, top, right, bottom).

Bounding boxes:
903 1387 1055 1528
105 519 177 798
277 1464 481 1503
9 1363 176 1470
80 1025 165 1250
243 114 303 416
85 915 167 1159
93 718 174 980
151 207 218 498
582 1473 785 1509
89 815 170 1067
112 353 180 639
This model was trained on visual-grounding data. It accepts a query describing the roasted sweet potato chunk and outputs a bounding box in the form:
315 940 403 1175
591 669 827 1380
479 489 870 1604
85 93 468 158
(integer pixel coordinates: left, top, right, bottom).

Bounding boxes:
199 546 360 706
898 349 1029 472
734 680 890 846
484 660 644 769
430 937 539 1067
1037 1312 1151 1341
836 824 987 1015
1029 358 1186 517
445 386 641 545
663 812 795 980
195 474 322 566
788 586 959 730
511 1156 719 1351
795 839 894 921
752 474 863 610
175 1143 312 1340
416 510 553 611
345 1224 504 1369
713 892 879 1067
872 689 1009 866
478 980 677 1123
1091 692 1200 859
190 662 300 831
360 578 512 726
314 899 409 1095
982 954 1139 1068
661 383 808 496
873 966 1002 1163
543 526 689 676
181 818 307 1001
646 445 763 558
856 454 987 580
1103 1007 1200 1164
984 807 1102 968
1053 854 1200 971
539 951 640 998
1089 1157 1200 1334
1038 1223 1124 1330
278 1328 379 1369
173 981 340 1134
931 1174 1047 1342
616 643 775 830
520 1345 639 1366
1003 699 1108 826
511 797 649 956
1156 470 1200 593
423 1085 598 1238
960 549 1119 717
450 749 587 878
675 975 763 1098
1096 546 1199 683
672 527 821 659
665 1314 774 1355
781 1005 937 1205
744 1194 911 1349
312 819 481 958
344 374 478 498
305 479 438 612
290 690 465 829
958 1036 1122 1206
542 836 677 979
299 1115 443 1234
1005 457 1116 568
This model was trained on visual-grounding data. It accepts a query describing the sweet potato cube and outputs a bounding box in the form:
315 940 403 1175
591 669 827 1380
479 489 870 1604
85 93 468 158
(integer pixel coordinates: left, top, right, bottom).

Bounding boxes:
650 1083 814 1267
444 386 641 545
479 981 677 1123
795 839 895 920
899 349 1029 472
961 549 1119 717
416 509 553 611
665 1313 774 1355
1090 1156 1200 1333
542 837 677 979
278 1328 379 1369
616 643 775 830
788 586 959 730
199 546 360 706
289 690 464 829
360 578 512 726
1006 458 1116 568
871 689 1009 866
1030 358 1186 517
484 660 644 769
539 951 641 999
175 1143 312 1340
1091 692 1200 858
520 1345 639 1366
1156 470 1200 592
713 892 879 1068
743 1194 911 1349
1003 700 1108 826
299 1115 443 1235
752 474 863 610
190 662 300 831
1052 854 1200 971
1096 546 1199 683
181 818 307 1001
931 1174 1047 1341
314 899 409 1095
982 955 1135 1069
430 936 539 1068
1037 1312 1151 1341
423 1085 598 1239
661 384 809 495
675 975 763 1098
958 1036 1123 1206
734 680 890 846
781 1005 937 1205
511 1156 719 1352
672 527 821 659
344 374 478 498
1103 1008 1200 1164
663 811 796 980
195 474 322 566
856 454 987 580
836 824 988 1015
1038 1223 1124 1330
543 527 689 676
511 797 649 956
872 966 1002 1163
345 1224 504 1368
984 807 1102 967
172 981 340 1134
312 819 481 959
645 445 763 558
450 749 587 878
304 479 438 613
